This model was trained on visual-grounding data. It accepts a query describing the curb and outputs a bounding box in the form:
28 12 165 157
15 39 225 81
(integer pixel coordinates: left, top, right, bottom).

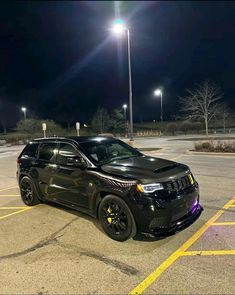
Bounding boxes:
187 150 235 156
138 148 161 152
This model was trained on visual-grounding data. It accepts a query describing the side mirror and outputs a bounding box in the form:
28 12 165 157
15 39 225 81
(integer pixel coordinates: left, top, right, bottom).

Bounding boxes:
67 156 87 169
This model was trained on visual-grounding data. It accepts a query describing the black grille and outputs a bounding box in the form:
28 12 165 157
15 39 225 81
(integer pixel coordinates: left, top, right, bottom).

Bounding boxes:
165 175 192 193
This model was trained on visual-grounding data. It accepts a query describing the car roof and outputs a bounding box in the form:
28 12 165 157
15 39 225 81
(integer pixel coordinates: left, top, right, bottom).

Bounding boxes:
31 136 117 144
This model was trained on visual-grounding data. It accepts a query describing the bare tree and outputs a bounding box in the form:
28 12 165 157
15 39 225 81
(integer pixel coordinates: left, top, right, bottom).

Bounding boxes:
91 107 111 134
179 81 223 136
216 103 231 133
178 120 192 135
166 122 178 135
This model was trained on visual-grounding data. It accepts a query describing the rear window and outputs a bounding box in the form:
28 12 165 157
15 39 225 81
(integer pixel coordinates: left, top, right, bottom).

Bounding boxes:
38 143 57 162
22 142 39 158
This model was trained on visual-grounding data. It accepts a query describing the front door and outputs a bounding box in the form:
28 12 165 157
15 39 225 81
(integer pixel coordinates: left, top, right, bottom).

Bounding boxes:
51 142 90 208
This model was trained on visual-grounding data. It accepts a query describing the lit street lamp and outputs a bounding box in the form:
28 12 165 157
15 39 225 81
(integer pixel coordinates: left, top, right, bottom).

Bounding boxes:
112 20 134 141
154 89 163 134
122 104 128 137
21 107 27 121
122 104 127 120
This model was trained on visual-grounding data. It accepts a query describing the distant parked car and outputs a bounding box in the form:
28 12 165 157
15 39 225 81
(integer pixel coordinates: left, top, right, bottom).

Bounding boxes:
17 136 203 241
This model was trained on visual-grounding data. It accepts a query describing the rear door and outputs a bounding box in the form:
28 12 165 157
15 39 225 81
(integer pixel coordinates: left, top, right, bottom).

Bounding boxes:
50 142 90 208
18 142 40 180
36 141 59 200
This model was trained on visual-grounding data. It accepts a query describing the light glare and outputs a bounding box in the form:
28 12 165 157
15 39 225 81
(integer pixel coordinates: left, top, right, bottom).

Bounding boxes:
154 89 162 96
112 19 126 34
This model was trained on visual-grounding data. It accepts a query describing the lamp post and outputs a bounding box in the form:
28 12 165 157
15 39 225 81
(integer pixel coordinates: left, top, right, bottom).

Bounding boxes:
112 20 134 141
21 107 27 122
122 104 128 137
154 89 163 134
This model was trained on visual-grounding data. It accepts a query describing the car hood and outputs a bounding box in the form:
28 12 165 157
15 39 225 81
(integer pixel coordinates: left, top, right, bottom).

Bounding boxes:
101 155 190 183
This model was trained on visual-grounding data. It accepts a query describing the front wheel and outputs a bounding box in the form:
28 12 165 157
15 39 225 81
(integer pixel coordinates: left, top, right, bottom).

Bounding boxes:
20 176 40 206
98 195 136 242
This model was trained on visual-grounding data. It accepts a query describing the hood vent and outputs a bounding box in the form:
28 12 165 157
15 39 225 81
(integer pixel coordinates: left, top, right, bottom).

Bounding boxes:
154 163 179 174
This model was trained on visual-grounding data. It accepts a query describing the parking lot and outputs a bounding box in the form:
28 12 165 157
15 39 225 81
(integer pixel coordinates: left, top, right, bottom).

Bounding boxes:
0 137 235 294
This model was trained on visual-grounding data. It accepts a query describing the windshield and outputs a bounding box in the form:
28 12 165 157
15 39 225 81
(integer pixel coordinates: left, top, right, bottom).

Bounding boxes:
79 139 141 164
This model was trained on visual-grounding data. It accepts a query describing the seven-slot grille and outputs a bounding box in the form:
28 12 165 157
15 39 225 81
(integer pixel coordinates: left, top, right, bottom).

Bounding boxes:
164 175 193 192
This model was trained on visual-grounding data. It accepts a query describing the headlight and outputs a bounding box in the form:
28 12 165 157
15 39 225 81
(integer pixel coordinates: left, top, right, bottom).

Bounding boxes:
137 183 164 193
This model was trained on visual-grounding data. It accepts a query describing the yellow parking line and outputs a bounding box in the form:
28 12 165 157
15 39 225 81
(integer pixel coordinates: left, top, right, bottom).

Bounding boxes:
0 194 19 197
224 200 235 209
0 207 26 210
182 250 235 256
0 186 18 192
0 207 34 220
228 205 235 207
212 222 235 226
129 196 235 295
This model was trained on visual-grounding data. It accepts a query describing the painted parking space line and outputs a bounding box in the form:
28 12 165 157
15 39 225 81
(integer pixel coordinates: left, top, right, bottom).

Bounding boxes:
0 206 26 210
224 198 235 209
0 186 18 192
129 195 235 295
0 194 19 197
0 207 35 221
182 250 235 256
212 221 235 225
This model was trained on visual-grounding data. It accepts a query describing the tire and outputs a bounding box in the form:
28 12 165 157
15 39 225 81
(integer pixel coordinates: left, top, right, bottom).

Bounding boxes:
98 195 136 242
20 176 40 206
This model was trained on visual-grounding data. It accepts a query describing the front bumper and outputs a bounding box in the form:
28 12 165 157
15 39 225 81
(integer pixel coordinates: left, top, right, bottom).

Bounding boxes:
147 204 203 237
129 184 203 237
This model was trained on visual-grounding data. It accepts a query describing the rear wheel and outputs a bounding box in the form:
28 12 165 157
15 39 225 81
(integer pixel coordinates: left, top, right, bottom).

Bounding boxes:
98 195 136 242
20 176 40 206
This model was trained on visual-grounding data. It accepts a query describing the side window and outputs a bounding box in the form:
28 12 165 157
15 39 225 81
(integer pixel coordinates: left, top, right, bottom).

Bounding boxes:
57 143 85 166
23 142 39 158
38 143 57 162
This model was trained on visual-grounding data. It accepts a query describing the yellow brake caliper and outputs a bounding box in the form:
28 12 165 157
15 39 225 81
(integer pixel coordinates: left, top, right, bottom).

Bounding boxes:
188 174 194 185
107 207 112 224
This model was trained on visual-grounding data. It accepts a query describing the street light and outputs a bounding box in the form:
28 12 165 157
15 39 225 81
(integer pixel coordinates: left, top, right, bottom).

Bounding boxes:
21 107 27 121
122 104 128 137
122 104 127 119
112 20 134 141
154 89 163 134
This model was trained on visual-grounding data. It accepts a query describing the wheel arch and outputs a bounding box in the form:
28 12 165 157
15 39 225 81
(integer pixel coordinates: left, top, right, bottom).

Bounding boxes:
94 190 133 219
19 174 43 201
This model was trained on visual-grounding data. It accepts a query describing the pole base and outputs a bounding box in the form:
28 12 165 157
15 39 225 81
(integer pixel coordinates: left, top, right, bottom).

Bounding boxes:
128 140 135 147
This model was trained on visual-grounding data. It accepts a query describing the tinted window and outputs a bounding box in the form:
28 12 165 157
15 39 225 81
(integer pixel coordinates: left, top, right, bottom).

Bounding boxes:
23 142 39 158
57 143 79 165
38 143 57 162
80 139 141 164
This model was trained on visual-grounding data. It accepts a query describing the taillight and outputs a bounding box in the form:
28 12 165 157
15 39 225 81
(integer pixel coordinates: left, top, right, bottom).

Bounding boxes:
17 158 21 164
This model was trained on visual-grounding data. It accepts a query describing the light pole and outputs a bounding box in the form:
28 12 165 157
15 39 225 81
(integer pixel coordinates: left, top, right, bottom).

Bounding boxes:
21 107 27 122
122 104 128 137
112 20 134 141
154 89 163 134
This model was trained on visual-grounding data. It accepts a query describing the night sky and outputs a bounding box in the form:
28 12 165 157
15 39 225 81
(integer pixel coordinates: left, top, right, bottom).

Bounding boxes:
0 1 235 128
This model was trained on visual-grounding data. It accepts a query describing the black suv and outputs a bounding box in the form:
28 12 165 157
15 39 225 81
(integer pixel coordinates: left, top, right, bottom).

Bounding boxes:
17 136 202 241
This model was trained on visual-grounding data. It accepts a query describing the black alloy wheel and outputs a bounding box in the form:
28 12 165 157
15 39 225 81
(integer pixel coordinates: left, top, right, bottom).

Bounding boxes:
99 195 136 242
20 176 40 206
